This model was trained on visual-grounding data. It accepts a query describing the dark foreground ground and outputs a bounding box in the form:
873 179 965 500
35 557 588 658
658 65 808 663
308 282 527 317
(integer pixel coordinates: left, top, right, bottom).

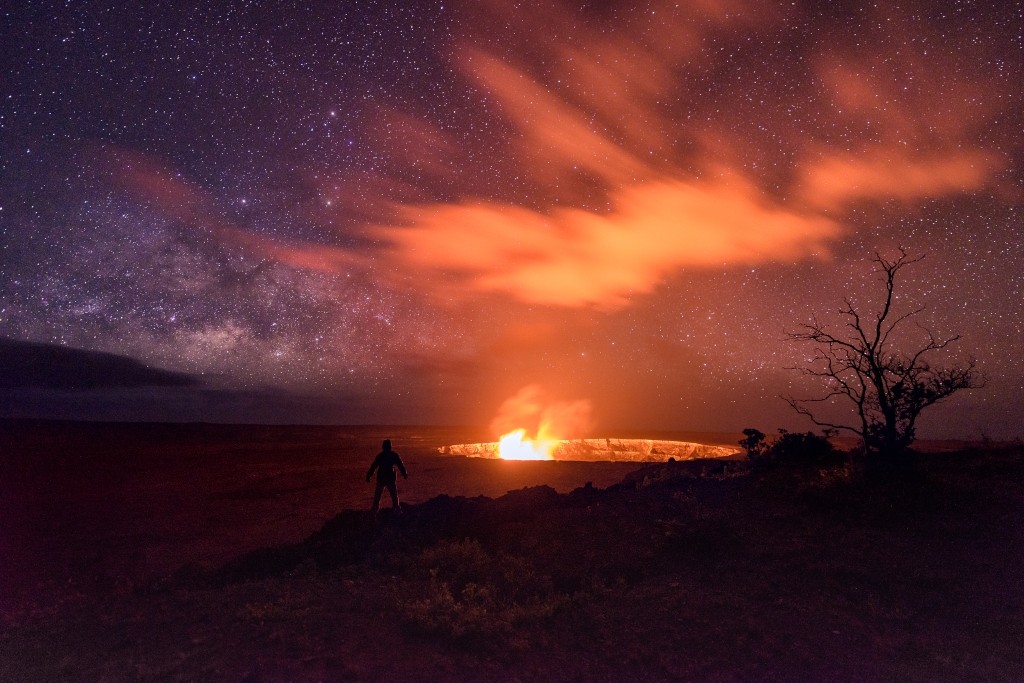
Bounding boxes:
2 423 1023 681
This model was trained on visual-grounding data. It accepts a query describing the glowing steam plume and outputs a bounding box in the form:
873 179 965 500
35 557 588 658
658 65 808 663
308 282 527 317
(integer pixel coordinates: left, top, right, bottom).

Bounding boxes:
489 385 593 460
380 178 839 309
106 3 1009 313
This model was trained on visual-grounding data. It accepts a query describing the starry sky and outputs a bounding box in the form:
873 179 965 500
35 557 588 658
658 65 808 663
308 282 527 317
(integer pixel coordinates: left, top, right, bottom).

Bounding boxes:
1 0 1021 438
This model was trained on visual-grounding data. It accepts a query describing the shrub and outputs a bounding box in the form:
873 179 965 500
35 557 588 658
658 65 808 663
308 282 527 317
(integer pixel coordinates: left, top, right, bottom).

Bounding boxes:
771 429 842 467
740 427 843 469
739 428 769 465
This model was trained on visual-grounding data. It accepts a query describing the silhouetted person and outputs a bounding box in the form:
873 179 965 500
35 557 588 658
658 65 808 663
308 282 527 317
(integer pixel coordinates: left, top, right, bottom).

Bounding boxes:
366 438 407 514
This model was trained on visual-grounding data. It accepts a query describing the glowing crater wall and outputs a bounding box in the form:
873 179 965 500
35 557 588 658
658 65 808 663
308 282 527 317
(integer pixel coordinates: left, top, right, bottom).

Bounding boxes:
440 438 740 462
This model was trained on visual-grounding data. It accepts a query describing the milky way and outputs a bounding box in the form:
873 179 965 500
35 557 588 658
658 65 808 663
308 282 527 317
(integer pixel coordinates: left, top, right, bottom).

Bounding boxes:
2 1 1021 437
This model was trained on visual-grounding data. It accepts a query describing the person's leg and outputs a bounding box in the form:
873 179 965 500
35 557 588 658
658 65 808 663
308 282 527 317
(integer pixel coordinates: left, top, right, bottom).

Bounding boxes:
372 481 384 513
386 481 400 512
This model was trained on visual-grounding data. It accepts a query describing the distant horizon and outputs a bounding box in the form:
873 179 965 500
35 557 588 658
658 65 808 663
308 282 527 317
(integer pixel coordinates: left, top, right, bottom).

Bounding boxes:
2 417 1008 449
1 336 1010 441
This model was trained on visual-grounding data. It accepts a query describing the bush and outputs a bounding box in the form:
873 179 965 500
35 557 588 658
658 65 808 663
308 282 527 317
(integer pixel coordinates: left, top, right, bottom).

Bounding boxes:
739 428 769 464
740 427 843 469
771 429 842 467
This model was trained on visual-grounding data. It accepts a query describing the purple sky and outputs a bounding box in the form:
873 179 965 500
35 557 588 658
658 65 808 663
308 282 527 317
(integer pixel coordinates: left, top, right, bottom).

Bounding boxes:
2 1 1021 438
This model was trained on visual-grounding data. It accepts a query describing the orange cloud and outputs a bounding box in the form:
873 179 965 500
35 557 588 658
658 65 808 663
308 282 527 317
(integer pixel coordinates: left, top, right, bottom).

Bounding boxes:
377 177 837 308
463 47 652 187
799 148 998 210
816 49 1005 145
354 2 843 309
103 3 1011 313
355 4 1009 310
801 17 1009 208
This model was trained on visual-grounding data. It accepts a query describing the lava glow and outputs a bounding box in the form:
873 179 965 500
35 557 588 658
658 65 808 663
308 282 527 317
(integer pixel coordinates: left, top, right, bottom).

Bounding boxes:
498 428 557 460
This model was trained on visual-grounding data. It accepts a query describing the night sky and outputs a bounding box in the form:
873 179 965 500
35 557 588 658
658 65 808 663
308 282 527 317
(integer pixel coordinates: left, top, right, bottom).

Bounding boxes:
2 1 1021 438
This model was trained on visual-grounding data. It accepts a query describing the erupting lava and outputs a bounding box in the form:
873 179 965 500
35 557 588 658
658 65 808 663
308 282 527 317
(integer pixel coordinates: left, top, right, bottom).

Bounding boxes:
445 385 737 462
498 428 557 460
489 385 589 460
441 436 741 462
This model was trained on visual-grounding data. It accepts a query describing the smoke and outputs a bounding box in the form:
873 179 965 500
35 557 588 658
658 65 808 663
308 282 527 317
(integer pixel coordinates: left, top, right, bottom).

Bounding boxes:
360 1 1006 309
105 2 1012 312
799 149 997 210
489 384 593 439
363 1 840 309
377 177 838 309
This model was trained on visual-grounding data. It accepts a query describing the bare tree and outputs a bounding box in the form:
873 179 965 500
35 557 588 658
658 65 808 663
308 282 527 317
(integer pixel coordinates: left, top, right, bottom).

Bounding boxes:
784 248 983 460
